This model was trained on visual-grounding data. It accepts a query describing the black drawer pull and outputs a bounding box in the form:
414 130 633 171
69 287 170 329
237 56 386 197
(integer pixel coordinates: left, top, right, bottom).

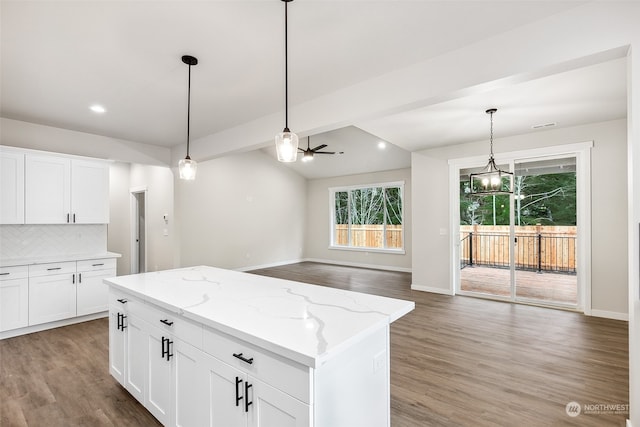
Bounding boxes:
117 298 128 304
244 382 253 413
0 272 10 276
92 263 105 267
160 319 174 326
233 353 254 365
47 267 62 271
235 376 243 407
73 213 76 223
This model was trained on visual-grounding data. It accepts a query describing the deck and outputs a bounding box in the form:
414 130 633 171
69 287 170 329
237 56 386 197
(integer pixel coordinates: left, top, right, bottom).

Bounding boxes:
460 265 577 305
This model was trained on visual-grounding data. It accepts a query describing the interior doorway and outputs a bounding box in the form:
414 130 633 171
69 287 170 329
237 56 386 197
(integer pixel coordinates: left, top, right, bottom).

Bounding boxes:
130 187 147 274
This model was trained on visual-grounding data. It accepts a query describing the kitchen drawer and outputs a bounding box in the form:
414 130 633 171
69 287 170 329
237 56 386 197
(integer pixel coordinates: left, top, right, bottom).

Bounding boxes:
136 303 203 349
29 261 76 277
109 288 141 311
77 258 117 272
0 265 28 281
203 327 311 404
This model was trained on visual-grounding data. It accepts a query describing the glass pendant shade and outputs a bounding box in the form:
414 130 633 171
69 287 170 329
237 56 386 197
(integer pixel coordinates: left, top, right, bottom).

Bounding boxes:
275 128 299 162
178 157 197 180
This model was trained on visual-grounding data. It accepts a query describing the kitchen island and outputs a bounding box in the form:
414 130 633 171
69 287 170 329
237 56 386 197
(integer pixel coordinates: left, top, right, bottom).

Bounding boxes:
105 265 414 427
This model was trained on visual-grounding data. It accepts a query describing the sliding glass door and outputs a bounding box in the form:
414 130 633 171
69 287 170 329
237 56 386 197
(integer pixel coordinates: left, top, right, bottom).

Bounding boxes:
458 155 578 308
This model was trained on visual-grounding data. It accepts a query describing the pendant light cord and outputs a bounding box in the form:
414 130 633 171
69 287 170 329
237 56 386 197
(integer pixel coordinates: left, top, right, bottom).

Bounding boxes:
488 109 495 159
284 0 289 131
186 62 192 159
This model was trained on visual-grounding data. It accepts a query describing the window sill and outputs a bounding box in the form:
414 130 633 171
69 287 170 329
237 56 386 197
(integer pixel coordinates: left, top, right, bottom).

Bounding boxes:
328 246 406 255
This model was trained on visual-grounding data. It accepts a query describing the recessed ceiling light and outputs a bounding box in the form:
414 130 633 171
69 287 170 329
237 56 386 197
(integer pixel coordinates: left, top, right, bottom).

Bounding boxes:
377 141 387 149
90 105 106 113
531 122 556 129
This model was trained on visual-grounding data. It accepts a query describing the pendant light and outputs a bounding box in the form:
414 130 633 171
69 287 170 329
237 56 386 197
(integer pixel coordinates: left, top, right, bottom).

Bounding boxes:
274 0 299 162
469 108 513 195
178 55 198 180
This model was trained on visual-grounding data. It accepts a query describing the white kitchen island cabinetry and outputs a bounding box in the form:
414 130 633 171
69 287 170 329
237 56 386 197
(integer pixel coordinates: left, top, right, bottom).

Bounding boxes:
105 266 414 427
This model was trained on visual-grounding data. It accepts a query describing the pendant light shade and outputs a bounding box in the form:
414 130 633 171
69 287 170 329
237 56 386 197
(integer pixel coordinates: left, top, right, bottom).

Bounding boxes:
275 0 299 162
179 55 198 180
469 109 513 195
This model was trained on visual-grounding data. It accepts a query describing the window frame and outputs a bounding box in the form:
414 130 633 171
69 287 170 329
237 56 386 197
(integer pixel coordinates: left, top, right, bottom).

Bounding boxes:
329 181 405 254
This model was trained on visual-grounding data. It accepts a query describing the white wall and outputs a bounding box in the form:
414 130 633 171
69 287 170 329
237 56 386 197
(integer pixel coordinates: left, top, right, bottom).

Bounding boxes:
1 118 171 166
175 150 306 270
108 162 131 276
412 119 628 317
305 168 411 271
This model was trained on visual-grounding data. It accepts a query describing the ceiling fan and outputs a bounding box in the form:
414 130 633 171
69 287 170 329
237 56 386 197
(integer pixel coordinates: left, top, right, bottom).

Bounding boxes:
299 136 344 162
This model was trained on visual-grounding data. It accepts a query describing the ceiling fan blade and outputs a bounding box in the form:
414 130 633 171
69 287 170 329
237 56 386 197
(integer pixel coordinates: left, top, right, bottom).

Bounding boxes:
315 151 344 155
298 148 305 152
311 144 327 152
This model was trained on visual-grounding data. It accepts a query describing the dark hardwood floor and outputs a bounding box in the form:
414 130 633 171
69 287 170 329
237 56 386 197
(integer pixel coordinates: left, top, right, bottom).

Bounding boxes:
0 262 628 426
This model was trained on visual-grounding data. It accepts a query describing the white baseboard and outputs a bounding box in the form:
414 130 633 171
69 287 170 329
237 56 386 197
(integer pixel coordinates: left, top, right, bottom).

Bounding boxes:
411 283 454 295
589 309 629 321
302 257 412 273
0 311 108 340
235 258 304 272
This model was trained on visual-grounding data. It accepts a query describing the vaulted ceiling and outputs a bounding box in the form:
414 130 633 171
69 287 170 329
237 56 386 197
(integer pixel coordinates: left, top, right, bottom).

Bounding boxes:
0 1 627 178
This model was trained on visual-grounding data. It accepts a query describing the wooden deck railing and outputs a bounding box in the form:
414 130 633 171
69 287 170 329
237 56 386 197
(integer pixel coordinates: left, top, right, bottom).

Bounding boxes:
460 225 576 273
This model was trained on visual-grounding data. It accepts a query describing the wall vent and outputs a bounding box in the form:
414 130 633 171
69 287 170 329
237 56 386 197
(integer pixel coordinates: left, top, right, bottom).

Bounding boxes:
531 122 557 129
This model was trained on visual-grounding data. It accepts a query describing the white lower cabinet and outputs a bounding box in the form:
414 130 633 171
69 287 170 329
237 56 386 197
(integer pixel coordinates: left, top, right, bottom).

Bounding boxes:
26 258 116 327
109 288 311 427
0 266 29 332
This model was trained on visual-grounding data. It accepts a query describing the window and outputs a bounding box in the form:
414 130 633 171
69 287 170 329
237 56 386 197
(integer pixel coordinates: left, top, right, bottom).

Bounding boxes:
330 182 404 252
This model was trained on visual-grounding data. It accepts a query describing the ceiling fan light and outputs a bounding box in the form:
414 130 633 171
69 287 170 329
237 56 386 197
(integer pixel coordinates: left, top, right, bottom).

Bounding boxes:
302 151 314 162
275 129 299 162
178 157 197 180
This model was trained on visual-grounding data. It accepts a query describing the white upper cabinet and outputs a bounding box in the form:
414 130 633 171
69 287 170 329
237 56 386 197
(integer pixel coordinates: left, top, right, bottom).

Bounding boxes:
25 152 109 224
25 154 71 224
0 149 25 224
71 159 110 224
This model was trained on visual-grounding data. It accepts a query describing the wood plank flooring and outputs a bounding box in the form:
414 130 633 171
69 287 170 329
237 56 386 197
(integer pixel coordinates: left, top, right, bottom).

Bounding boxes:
0 262 628 426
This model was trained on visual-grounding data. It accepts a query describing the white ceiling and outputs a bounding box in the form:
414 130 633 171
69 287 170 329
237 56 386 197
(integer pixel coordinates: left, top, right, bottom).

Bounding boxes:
0 1 628 179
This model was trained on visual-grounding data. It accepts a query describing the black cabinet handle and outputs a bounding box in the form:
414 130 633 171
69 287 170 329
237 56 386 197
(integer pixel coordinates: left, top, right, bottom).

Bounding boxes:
47 267 62 271
233 353 254 365
79 273 82 283
117 298 128 304
161 337 174 361
92 263 104 267
244 382 253 413
67 213 70 223
0 272 9 276
160 319 174 326
117 312 127 331
235 376 243 407
73 213 76 223
72 274 75 284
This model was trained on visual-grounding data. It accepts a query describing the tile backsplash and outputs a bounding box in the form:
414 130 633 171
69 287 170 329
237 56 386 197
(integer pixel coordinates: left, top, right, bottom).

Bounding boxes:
0 224 107 259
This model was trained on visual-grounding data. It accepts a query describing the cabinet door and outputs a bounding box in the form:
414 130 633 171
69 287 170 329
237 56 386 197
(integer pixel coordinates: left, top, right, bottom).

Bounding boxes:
71 160 109 224
25 154 71 224
126 314 148 404
146 325 173 426
28 273 76 325
76 269 113 316
173 340 207 427
0 150 25 224
203 353 246 427
249 377 310 427
0 278 29 331
109 309 127 386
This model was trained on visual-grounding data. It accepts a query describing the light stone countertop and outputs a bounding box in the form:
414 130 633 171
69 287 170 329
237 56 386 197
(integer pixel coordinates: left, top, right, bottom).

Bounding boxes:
0 251 121 268
105 265 415 368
